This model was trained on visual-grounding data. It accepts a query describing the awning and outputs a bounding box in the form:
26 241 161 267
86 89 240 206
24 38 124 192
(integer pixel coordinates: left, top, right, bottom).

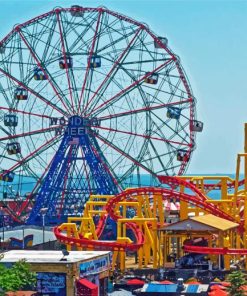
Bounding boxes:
191 214 238 231
78 278 98 290
159 214 238 232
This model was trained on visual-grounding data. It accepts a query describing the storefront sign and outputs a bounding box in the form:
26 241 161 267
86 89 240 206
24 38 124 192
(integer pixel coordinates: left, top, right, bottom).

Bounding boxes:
80 255 110 277
37 272 66 296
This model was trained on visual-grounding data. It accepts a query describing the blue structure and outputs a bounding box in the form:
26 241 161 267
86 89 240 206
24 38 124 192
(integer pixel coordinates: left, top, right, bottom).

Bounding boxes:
27 116 118 225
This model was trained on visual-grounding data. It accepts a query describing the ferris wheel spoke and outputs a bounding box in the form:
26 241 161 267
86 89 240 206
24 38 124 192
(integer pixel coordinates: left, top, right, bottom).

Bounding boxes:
97 98 191 121
83 28 141 114
92 131 156 177
0 106 52 119
97 28 136 54
175 117 191 142
0 126 58 142
56 11 75 113
0 125 11 137
78 11 103 113
151 112 190 145
79 146 92 193
96 125 190 147
89 140 122 191
0 67 67 116
1 135 60 175
148 140 169 173
87 59 173 117
16 29 72 114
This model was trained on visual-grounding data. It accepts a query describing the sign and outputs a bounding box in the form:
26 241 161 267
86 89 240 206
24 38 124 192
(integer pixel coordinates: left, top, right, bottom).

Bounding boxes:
79 255 111 277
37 272 66 296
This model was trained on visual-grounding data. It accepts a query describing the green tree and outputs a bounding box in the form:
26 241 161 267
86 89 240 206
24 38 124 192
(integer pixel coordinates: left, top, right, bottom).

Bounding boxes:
227 270 247 296
0 259 36 295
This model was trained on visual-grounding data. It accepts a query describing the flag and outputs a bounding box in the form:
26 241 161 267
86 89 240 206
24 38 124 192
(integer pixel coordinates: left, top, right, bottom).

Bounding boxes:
69 137 79 145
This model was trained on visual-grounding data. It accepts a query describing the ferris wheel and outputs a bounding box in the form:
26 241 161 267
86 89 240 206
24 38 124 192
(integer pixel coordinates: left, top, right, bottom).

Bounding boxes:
0 5 203 224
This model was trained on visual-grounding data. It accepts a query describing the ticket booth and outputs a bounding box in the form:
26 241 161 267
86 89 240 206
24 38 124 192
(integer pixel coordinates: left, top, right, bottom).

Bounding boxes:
1 250 112 296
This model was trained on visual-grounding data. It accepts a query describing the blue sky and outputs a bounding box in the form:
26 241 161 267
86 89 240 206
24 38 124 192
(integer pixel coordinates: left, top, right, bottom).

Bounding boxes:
0 0 246 174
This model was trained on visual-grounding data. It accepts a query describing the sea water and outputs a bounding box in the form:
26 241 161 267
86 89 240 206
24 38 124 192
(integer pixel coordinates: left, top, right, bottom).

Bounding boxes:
0 173 241 199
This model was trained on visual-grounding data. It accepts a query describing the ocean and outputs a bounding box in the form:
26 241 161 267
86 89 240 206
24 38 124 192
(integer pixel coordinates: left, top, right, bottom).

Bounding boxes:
0 173 242 200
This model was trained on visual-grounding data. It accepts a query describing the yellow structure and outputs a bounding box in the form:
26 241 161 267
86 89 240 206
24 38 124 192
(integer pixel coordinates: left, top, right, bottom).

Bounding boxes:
159 214 239 270
57 193 164 271
56 124 247 272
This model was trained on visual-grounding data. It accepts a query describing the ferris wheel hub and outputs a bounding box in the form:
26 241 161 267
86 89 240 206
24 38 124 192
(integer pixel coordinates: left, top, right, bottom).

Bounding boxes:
65 116 99 136
66 115 87 136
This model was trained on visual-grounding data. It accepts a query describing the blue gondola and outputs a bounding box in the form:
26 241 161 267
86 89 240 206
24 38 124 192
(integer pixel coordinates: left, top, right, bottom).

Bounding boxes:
70 5 84 17
89 55 101 68
0 45 5 54
190 120 203 132
4 114 18 127
0 171 15 182
91 117 100 127
14 87 28 100
144 72 158 84
33 68 47 80
167 107 181 120
177 149 189 162
154 37 168 49
6 142 21 155
59 56 73 69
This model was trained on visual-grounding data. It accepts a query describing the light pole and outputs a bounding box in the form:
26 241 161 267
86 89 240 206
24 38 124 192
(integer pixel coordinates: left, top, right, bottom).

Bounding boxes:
40 208 48 249
0 209 5 251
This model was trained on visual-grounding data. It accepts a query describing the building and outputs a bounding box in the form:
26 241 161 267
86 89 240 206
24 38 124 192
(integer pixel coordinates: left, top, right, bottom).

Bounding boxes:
0 250 112 296
158 214 239 269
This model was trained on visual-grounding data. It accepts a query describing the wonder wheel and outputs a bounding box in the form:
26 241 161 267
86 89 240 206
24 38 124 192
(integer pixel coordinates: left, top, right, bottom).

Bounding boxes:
0 6 202 224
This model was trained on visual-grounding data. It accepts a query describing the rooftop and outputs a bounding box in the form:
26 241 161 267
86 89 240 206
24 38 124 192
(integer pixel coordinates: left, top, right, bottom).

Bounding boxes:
0 250 111 264
191 214 238 231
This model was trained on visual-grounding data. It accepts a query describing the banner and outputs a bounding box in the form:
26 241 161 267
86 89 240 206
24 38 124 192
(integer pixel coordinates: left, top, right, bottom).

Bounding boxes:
37 272 66 296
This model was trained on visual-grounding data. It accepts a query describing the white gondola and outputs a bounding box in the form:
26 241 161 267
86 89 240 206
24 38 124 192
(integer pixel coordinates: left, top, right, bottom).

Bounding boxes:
6 142 21 155
190 120 203 132
59 55 73 69
144 72 158 85
14 87 28 100
70 5 84 17
154 37 168 49
177 149 189 162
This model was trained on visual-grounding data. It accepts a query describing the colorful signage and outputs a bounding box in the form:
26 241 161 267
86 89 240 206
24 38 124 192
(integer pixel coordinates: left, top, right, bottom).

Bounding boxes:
80 255 111 277
37 272 66 296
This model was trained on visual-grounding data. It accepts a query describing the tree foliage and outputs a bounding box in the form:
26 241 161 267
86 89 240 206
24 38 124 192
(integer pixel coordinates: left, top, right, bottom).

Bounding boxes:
227 270 247 296
0 259 36 295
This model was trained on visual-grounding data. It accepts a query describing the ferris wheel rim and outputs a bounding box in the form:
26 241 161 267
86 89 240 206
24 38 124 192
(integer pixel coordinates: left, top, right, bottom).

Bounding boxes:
0 5 199 212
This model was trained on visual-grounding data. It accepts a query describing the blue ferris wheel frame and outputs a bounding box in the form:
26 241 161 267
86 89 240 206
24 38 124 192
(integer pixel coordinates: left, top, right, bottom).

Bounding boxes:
27 116 119 225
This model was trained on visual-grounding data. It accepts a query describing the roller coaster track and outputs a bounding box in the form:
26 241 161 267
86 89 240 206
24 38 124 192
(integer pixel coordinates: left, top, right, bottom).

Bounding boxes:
184 245 247 255
54 176 242 251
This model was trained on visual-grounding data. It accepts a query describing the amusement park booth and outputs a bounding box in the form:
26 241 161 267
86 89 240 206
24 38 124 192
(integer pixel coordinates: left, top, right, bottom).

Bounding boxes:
0 250 112 296
158 214 239 270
